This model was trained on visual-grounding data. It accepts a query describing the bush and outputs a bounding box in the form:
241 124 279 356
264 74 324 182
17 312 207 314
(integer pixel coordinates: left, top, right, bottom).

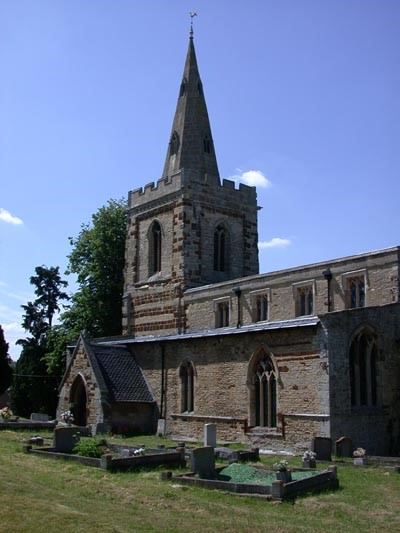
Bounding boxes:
73 437 107 458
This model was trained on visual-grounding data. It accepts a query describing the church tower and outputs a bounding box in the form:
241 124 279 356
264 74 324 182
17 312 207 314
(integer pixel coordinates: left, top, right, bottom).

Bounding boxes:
122 30 259 336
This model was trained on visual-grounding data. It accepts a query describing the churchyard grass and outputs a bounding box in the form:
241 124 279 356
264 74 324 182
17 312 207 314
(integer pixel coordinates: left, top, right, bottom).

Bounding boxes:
1 430 399 532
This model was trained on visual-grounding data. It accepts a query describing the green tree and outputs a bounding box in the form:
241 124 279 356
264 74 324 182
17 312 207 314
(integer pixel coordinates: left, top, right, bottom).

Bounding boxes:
0 325 13 395
63 198 126 338
12 266 69 417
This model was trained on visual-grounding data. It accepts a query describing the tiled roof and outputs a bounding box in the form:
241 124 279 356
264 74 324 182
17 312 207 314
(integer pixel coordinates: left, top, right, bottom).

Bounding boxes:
89 344 154 403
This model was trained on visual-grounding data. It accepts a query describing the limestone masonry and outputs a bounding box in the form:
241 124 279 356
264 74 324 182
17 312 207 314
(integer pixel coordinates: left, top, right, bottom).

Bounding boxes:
58 31 400 456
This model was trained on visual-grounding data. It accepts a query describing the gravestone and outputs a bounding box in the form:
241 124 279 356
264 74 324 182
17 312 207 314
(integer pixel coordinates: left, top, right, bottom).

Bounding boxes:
311 436 332 461
204 423 217 448
31 413 50 422
190 446 215 479
335 436 353 458
53 426 79 453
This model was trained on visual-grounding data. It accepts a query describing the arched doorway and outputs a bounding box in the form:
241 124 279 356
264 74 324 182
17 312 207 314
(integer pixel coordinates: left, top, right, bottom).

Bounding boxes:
70 375 87 427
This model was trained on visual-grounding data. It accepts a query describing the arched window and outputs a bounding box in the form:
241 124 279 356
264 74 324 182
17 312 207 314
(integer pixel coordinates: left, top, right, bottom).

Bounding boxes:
214 224 227 272
180 361 194 413
149 221 162 274
197 80 203 95
179 78 187 97
252 354 277 428
169 132 179 156
349 330 378 407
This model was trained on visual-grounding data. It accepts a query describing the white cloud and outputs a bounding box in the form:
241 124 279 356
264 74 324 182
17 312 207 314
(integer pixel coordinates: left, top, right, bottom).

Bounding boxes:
0 208 23 225
259 238 292 249
230 169 272 189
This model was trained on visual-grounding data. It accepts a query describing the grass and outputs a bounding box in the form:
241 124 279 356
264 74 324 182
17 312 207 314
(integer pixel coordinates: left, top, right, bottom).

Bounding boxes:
1 430 400 532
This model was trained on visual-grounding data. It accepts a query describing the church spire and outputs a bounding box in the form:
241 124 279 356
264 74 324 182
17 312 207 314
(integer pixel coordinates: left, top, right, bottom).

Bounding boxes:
161 31 220 185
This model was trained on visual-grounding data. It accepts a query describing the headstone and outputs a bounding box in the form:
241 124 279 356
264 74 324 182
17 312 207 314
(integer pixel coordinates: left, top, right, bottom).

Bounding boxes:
204 423 217 448
157 419 166 436
215 447 239 462
311 436 332 461
190 446 215 479
53 426 79 453
335 436 353 458
31 413 50 422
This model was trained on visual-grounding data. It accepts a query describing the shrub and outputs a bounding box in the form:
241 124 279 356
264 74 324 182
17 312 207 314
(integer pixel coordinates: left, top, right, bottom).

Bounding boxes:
73 438 107 458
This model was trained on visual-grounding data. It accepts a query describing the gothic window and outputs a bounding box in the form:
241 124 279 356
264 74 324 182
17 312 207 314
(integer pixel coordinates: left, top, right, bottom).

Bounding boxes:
349 330 378 407
169 132 179 156
180 361 194 413
215 300 230 328
295 285 314 316
214 224 227 272
203 135 211 154
253 355 277 428
197 80 203 95
149 221 162 274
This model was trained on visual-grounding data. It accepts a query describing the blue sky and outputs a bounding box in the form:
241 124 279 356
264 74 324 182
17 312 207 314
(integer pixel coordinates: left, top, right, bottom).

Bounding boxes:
1 0 399 359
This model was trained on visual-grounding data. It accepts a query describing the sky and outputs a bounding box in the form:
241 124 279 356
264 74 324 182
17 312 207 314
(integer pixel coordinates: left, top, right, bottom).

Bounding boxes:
1 0 399 360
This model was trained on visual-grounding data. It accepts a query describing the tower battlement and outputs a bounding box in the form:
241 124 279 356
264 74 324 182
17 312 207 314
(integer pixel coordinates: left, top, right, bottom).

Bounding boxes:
128 172 184 208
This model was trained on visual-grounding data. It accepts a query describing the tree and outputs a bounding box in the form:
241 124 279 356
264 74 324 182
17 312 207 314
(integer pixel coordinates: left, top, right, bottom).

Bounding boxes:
63 198 126 338
0 326 13 395
12 266 69 417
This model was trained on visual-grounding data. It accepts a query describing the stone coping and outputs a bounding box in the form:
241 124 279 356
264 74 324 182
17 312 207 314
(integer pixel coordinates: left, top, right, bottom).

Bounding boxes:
171 465 339 501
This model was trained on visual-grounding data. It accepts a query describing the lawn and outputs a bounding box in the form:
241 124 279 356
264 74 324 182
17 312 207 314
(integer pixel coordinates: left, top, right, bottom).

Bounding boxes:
1 430 399 532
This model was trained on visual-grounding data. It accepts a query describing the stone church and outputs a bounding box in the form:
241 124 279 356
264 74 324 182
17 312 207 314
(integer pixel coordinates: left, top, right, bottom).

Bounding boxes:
58 31 400 455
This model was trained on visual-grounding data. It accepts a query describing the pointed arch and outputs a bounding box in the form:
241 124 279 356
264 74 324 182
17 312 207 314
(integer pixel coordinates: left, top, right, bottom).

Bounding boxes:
247 346 279 428
213 222 229 272
148 220 162 275
179 78 187 97
349 326 379 407
69 373 88 427
179 359 196 413
169 131 180 156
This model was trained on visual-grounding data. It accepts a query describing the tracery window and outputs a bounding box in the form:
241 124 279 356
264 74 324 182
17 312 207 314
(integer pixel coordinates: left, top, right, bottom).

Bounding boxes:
180 361 194 413
149 221 162 274
349 330 378 407
253 355 277 428
214 224 227 272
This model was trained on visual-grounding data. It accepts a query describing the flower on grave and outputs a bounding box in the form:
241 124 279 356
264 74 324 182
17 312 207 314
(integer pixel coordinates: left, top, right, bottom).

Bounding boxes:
0 406 12 419
133 447 145 456
60 410 74 424
302 450 317 461
353 447 366 458
273 459 289 472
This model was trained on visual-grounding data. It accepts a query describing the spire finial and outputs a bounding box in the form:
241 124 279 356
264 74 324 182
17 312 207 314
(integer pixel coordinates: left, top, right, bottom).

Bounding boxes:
189 12 197 39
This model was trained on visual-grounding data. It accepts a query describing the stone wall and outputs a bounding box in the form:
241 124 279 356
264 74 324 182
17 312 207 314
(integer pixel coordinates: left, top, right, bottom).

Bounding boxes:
185 247 400 332
322 303 400 455
131 324 329 451
57 340 105 432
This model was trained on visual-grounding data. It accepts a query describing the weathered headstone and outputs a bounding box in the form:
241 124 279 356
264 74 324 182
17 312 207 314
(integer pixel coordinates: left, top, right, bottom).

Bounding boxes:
157 418 166 436
204 423 217 448
31 413 50 422
335 436 353 458
311 437 332 461
190 446 215 479
53 426 79 453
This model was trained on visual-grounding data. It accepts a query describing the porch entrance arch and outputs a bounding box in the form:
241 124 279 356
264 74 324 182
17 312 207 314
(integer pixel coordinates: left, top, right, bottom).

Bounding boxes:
70 374 87 427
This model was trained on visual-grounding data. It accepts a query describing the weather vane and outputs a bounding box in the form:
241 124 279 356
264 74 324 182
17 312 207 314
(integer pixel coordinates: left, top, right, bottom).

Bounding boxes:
189 12 197 38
